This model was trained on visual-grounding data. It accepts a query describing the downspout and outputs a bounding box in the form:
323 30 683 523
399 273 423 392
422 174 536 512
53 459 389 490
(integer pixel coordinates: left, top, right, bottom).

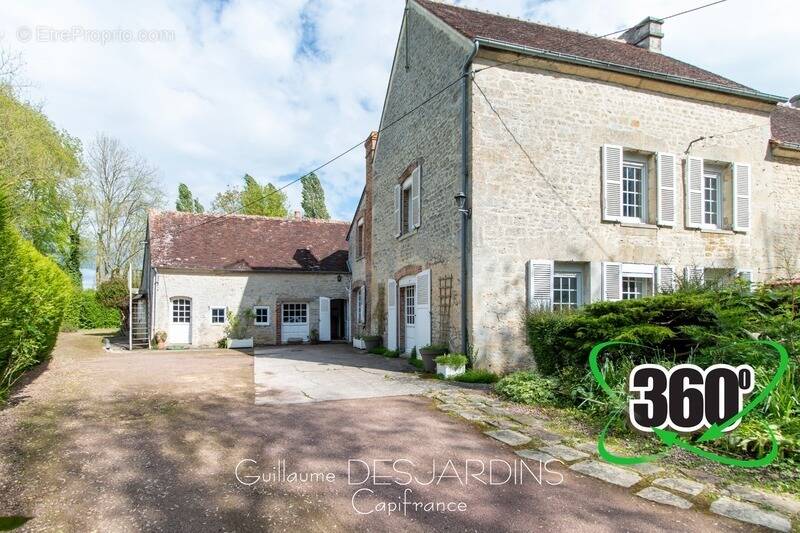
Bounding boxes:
460 40 479 354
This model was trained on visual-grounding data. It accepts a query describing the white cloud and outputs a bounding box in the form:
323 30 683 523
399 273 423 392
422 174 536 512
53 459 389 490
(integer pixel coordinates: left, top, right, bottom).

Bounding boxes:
1 0 795 221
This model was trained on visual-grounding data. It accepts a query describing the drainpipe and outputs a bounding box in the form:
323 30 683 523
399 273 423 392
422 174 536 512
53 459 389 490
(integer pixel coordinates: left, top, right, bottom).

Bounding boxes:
459 40 479 354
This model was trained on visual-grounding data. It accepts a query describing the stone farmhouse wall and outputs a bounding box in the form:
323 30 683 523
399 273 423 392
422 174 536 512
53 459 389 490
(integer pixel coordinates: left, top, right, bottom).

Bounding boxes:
151 269 349 347
468 55 800 370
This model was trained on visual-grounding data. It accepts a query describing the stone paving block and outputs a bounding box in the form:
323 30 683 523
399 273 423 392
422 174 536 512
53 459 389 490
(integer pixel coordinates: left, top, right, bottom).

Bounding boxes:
522 427 563 444
710 497 791 532
574 442 598 455
458 411 485 421
507 413 546 428
484 429 531 447
727 485 800 516
515 449 558 463
636 487 693 509
437 403 463 412
653 477 705 497
539 444 590 463
627 462 665 476
570 460 642 488
485 418 521 430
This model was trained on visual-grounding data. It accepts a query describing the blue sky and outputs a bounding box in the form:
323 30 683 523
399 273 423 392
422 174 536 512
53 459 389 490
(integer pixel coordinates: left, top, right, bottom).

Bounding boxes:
1 0 797 229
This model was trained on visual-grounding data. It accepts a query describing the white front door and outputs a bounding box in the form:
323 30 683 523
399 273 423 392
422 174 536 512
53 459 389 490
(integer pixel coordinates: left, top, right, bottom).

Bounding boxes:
318 297 331 341
281 303 309 343
169 297 191 345
404 285 416 354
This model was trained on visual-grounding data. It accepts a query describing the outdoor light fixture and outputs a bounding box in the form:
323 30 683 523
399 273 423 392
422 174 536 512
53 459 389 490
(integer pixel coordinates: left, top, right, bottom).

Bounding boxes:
337 274 342 282
454 191 470 217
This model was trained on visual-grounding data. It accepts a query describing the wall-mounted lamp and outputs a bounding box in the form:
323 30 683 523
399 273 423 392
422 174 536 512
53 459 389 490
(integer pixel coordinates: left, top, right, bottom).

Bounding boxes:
454 191 470 218
337 274 342 282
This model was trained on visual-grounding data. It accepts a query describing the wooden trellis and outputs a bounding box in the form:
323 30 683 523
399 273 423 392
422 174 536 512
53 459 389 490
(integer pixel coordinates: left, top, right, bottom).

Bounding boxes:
438 275 453 343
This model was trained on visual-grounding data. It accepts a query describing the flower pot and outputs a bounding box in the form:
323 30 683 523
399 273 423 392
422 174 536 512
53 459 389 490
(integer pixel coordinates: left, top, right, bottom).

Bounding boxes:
226 337 254 349
363 337 381 351
157 341 166 350
353 338 365 350
418 347 447 373
437 363 466 379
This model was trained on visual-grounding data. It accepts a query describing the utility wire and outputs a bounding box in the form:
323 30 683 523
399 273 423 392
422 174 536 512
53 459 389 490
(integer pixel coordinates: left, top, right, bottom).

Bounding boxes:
170 0 731 238
684 123 766 154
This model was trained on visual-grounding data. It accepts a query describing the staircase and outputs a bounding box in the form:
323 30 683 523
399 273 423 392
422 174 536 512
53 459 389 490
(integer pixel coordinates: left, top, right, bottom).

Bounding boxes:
130 297 149 349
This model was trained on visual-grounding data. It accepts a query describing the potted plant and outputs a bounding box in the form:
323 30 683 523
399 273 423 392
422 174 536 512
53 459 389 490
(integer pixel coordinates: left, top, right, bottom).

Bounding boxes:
353 335 365 350
435 353 468 379
153 330 167 350
363 335 382 351
418 344 448 373
310 328 319 345
224 310 254 349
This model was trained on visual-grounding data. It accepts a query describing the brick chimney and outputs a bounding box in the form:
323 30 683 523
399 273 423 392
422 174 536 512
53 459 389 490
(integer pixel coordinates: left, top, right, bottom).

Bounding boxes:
620 17 664 53
293 210 301 220
362 131 377 330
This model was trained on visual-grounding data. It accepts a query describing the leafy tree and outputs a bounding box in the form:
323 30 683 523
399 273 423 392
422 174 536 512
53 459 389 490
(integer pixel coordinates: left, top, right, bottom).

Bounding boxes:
175 183 204 213
240 174 288 217
193 198 204 213
210 186 242 214
96 276 129 330
300 172 330 219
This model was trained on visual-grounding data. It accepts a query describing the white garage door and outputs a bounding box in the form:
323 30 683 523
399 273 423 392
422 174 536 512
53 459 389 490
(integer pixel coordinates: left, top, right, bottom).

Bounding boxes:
281 303 309 343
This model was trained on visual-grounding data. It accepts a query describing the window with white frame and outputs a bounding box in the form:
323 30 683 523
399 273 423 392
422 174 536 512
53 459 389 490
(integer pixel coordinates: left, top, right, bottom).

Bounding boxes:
356 286 365 324
405 286 415 325
356 218 365 259
211 307 226 324
253 306 270 325
622 160 646 222
622 277 646 299
703 169 722 228
553 272 581 311
282 303 307 324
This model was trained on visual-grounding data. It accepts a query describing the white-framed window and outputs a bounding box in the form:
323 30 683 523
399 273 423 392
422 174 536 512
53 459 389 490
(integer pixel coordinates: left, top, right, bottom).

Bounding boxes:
553 272 581 311
622 160 646 222
356 218 365 259
622 277 646 299
172 298 191 323
282 303 307 324
356 286 366 324
405 286 415 326
253 306 271 326
703 169 722 228
211 307 226 324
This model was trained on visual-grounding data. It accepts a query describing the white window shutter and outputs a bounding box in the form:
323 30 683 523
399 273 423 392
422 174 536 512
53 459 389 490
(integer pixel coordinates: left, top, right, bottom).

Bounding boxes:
526 260 553 311
357 286 366 324
733 163 751 232
685 266 705 285
387 279 397 350
415 269 431 348
602 145 623 221
412 166 421 228
657 153 677 226
393 184 401 237
686 157 704 228
602 262 622 301
656 265 676 293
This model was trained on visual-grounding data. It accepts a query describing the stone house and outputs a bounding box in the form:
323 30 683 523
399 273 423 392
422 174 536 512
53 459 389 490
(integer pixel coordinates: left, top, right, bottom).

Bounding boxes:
140 211 351 348
349 0 800 370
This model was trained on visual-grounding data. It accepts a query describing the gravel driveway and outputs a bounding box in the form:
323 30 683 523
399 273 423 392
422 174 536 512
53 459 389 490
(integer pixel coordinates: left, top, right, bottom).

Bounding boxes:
0 331 750 532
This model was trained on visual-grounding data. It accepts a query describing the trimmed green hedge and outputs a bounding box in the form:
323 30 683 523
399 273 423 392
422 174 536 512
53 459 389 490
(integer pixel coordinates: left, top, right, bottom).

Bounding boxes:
0 192 72 399
77 289 121 329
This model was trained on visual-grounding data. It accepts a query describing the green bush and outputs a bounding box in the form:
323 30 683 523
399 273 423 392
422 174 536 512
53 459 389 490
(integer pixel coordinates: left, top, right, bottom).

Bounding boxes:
435 353 468 366
495 371 559 406
78 289 122 329
0 192 72 399
450 369 499 383
368 346 400 358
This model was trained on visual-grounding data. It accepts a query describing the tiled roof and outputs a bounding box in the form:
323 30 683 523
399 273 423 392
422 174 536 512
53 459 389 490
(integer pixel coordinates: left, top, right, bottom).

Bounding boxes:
416 0 754 93
771 105 800 146
148 211 350 273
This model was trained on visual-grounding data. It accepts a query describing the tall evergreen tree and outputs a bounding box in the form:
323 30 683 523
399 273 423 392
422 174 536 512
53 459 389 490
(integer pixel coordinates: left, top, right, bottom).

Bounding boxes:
176 183 196 212
193 198 204 213
240 174 289 217
300 172 330 219
64 228 82 287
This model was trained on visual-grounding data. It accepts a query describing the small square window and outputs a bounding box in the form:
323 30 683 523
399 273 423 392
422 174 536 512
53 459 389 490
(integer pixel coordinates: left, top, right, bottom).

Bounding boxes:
254 306 270 326
211 307 226 324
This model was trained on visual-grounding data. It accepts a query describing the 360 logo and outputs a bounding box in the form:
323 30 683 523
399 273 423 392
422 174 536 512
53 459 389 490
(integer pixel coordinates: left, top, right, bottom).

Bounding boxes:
589 340 789 468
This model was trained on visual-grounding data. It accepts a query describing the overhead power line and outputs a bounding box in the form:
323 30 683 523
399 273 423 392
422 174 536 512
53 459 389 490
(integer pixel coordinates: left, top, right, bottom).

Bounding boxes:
171 0 731 238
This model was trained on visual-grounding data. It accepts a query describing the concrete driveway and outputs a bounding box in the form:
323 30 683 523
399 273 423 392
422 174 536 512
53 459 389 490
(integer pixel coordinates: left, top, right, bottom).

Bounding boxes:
253 343 449 404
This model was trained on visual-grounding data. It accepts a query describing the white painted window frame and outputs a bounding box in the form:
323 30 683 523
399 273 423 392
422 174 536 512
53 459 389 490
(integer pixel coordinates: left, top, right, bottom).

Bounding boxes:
702 167 723 230
621 158 647 224
253 305 271 326
282 303 307 325
553 271 582 311
210 306 227 324
401 175 414 235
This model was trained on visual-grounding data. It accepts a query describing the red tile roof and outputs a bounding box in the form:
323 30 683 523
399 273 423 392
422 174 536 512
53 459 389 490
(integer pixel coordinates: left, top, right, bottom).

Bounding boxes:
148 211 350 273
416 0 755 93
771 105 800 146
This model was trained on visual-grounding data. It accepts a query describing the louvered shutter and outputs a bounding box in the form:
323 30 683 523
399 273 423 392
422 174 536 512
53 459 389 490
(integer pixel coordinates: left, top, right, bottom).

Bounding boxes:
412 166 421 229
393 184 401 237
387 279 397 350
415 269 431 348
602 145 623 221
686 157 704 228
602 262 622 301
733 163 751 232
526 260 553 311
657 153 677 226
684 266 705 286
656 265 675 293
